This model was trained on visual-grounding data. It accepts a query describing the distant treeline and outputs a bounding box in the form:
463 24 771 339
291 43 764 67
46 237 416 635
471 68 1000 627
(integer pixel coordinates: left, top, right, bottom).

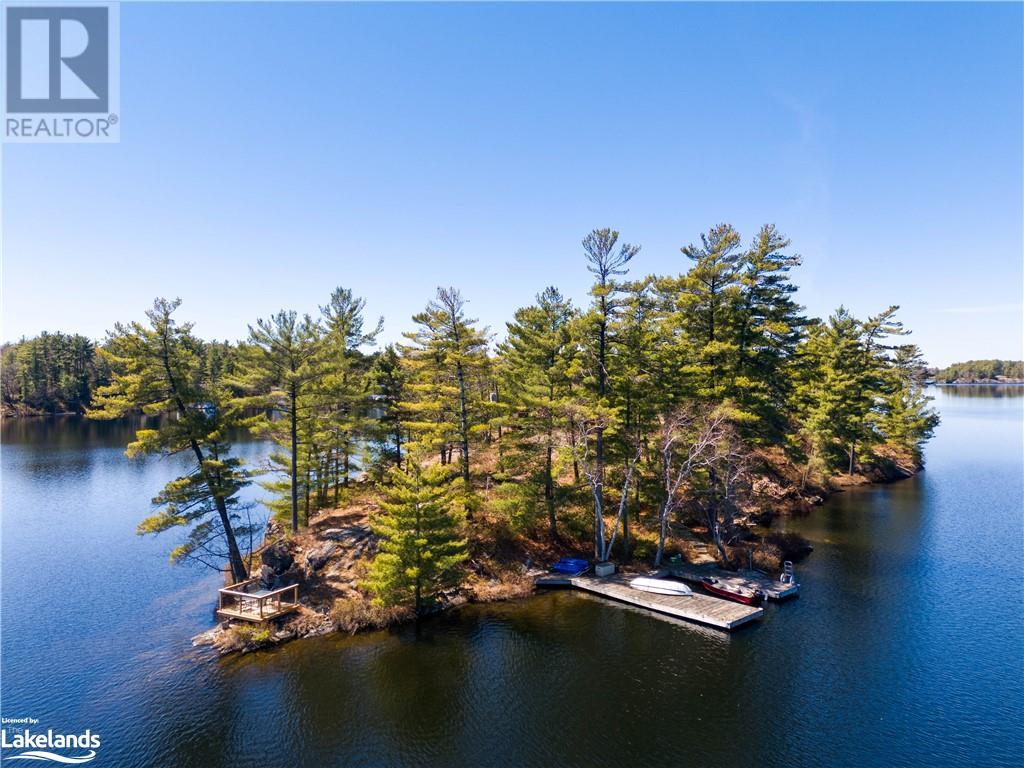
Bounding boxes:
933 359 1024 382
1 333 110 415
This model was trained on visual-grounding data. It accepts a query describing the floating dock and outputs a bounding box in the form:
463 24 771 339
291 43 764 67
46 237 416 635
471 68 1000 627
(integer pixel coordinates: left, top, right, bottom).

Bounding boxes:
536 573 763 630
661 563 799 601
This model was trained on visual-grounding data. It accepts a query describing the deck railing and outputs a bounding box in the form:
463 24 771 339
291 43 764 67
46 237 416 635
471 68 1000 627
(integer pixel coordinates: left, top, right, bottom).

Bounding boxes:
217 578 300 622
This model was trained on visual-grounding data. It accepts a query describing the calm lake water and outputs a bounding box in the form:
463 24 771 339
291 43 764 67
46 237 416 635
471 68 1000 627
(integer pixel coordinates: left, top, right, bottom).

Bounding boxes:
2 387 1022 767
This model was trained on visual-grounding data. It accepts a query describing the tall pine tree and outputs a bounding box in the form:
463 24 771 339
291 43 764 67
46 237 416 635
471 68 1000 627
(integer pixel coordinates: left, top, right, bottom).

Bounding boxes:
499 287 575 539
236 310 321 532
400 288 490 483
90 298 253 582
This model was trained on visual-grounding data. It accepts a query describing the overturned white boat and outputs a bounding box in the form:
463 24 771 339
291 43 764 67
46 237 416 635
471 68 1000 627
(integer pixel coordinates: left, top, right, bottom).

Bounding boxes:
629 577 693 596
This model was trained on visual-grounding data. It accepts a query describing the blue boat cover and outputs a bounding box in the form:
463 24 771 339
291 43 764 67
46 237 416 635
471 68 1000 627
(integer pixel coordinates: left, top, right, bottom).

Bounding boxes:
551 557 589 574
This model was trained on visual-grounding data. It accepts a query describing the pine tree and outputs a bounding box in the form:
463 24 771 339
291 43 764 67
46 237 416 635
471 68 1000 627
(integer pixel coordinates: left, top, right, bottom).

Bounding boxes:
364 462 467 614
671 223 743 400
731 224 807 433
877 345 940 466
499 287 575 539
236 310 321 533
89 298 253 582
791 307 878 476
400 287 490 483
573 228 640 559
318 287 383 499
608 277 662 559
369 344 410 472
1 332 109 414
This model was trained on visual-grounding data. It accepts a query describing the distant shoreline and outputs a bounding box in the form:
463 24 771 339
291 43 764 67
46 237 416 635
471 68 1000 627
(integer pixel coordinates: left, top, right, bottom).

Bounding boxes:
5 381 1024 418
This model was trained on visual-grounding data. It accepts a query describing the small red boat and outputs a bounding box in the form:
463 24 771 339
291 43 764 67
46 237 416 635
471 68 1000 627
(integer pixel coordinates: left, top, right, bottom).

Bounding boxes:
700 576 764 606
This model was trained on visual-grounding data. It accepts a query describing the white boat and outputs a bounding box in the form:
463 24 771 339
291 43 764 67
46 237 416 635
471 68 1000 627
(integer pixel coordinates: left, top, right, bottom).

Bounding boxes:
629 577 693 596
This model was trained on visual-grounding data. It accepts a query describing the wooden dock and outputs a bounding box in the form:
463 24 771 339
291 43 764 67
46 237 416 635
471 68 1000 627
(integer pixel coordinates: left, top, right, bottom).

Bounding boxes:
662 563 799 600
536 573 762 630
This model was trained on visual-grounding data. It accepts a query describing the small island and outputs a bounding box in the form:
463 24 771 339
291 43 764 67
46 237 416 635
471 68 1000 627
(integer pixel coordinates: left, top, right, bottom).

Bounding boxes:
4 224 942 654
930 359 1024 386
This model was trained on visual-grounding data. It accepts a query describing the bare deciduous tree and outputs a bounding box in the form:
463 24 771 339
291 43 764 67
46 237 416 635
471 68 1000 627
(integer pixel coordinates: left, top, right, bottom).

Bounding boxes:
701 426 752 567
568 408 640 562
654 406 729 565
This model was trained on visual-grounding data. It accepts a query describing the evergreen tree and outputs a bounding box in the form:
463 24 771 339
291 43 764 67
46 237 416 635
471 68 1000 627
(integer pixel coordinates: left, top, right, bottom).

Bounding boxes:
934 359 1024 382
369 344 410 472
670 223 743 400
236 310 321 533
364 462 468 614
608 277 662 559
499 287 575 539
1 332 109 414
792 307 880 476
400 287 490 483
731 224 806 432
573 228 640 559
318 287 383 499
89 298 253 582
877 345 940 465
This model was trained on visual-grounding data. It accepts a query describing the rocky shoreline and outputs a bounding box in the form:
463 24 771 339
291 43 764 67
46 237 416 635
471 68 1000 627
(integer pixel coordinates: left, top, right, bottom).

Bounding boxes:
193 451 918 657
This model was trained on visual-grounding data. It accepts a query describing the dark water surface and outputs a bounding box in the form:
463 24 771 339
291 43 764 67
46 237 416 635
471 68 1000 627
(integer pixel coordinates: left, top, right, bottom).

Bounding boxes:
2 388 1022 767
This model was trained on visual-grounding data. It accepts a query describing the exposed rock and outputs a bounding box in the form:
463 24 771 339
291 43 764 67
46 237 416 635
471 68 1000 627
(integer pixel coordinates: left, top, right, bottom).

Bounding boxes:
191 628 220 647
276 564 306 588
305 543 337 571
261 540 294 574
321 526 370 543
258 564 276 590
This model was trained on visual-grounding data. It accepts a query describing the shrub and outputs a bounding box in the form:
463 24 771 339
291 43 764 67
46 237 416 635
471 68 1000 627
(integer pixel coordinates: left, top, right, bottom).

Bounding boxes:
751 543 783 572
330 597 412 634
764 531 813 561
218 623 272 652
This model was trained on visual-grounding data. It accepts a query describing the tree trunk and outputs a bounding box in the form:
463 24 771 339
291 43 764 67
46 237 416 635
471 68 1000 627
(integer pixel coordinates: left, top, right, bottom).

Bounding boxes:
334 447 340 506
545 438 556 541
848 441 856 475
414 499 422 615
455 360 470 482
708 506 731 568
621 489 630 562
394 425 402 470
304 467 311 525
344 441 350 487
214 492 247 583
655 499 670 567
569 418 580 483
290 387 299 533
160 337 246 581
186 440 247 582
595 308 607 558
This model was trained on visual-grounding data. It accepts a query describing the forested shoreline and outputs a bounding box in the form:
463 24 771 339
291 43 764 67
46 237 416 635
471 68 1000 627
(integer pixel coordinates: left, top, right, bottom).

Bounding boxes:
10 224 944 637
931 359 1024 383
1 333 109 415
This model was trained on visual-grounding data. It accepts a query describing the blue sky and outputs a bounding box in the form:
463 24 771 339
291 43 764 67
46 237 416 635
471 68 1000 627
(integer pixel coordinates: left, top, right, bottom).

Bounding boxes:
2 2 1021 366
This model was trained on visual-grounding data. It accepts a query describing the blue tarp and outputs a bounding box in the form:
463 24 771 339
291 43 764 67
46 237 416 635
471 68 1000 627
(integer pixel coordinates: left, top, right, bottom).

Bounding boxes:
551 557 589 575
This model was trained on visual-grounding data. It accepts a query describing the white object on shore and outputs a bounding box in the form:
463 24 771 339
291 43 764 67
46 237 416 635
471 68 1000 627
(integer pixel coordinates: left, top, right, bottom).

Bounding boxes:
629 577 693 596
594 561 616 577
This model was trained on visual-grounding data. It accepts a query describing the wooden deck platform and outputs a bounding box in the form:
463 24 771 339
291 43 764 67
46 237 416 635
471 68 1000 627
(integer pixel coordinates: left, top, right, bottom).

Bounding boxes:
536 573 763 630
661 563 799 600
216 579 300 624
